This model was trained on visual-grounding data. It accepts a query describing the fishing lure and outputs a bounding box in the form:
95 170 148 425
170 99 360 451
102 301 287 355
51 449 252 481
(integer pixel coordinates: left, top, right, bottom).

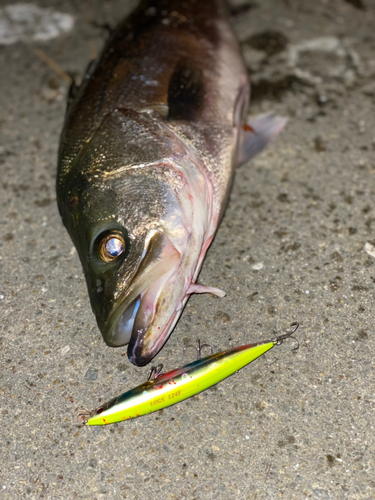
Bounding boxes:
81 323 299 426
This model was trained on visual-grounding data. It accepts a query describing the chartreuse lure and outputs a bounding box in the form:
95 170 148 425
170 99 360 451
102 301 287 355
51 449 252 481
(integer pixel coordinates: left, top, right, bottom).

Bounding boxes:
83 323 299 426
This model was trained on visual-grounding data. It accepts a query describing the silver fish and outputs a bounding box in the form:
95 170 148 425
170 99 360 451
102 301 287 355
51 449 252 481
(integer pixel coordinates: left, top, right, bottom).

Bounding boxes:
57 0 286 366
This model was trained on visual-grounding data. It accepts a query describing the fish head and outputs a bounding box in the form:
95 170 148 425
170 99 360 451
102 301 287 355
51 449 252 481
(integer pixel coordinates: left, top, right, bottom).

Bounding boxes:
57 110 209 365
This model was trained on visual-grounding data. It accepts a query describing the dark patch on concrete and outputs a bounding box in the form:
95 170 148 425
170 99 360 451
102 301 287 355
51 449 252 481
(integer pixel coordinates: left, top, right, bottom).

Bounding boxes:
277 436 296 448
314 135 327 152
355 329 368 340
330 252 343 263
117 362 129 372
230 2 258 18
251 75 303 102
214 310 230 323
89 458 98 468
352 284 368 292
244 30 289 56
3 233 14 242
344 0 366 10
330 276 341 292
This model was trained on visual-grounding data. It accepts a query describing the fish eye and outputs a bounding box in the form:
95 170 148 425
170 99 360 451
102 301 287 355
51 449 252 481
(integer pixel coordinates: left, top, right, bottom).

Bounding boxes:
99 232 126 262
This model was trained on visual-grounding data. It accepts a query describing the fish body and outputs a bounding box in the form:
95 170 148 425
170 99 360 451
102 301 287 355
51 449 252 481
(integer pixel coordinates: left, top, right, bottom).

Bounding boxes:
86 339 275 425
57 0 286 366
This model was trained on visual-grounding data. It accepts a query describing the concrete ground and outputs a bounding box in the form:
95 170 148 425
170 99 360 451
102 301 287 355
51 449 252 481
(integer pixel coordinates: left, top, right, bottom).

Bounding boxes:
1 0 374 498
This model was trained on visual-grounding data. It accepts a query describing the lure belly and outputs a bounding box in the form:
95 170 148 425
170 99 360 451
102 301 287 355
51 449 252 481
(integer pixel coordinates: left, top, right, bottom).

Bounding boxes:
84 324 298 426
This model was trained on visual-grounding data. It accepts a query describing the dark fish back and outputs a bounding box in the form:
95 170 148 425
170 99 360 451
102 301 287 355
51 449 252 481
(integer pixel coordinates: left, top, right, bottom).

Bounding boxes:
58 0 230 184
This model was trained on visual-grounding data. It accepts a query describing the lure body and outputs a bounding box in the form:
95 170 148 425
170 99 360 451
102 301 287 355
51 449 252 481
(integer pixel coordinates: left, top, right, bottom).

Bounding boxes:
86 340 275 425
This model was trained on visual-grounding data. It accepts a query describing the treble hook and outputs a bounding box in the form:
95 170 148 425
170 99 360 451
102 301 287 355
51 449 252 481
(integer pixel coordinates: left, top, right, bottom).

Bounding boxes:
77 409 91 425
183 338 213 359
271 322 300 351
147 363 164 381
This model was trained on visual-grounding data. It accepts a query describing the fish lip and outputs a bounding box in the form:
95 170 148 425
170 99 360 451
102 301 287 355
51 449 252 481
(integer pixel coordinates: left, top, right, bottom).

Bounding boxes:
127 346 154 367
101 231 181 349
102 295 141 348
127 310 177 366
127 335 150 366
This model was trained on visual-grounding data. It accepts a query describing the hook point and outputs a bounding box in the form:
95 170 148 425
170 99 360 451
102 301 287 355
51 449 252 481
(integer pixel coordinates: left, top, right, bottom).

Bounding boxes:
272 322 300 351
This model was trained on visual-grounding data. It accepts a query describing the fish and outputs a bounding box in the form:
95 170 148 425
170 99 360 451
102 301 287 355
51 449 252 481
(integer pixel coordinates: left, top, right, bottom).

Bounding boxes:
82 323 299 426
57 0 287 366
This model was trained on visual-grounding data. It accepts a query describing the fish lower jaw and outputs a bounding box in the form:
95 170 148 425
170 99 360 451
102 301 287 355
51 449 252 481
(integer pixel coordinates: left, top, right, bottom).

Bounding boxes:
103 229 183 351
106 275 169 349
127 308 179 366
127 268 203 365
104 268 180 364
109 295 141 347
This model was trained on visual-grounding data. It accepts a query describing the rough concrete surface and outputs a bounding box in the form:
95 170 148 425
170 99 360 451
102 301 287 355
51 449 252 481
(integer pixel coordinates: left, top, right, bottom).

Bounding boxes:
1 0 375 498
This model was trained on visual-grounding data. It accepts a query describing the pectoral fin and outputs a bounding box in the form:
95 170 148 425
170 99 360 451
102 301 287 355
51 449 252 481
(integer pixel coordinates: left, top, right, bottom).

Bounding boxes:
187 283 226 297
237 113 288 166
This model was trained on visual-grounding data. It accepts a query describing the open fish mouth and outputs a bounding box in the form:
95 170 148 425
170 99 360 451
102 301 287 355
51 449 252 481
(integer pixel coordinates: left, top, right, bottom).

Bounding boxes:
102 231 181 365
110 296 141 347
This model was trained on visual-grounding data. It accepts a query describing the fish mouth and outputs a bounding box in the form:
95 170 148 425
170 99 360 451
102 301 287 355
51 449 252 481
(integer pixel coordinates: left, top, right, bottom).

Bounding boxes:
103 231 181 366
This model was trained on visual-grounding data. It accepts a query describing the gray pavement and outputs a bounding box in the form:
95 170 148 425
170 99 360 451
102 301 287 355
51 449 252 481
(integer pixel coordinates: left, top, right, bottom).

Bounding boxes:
0 0 374 498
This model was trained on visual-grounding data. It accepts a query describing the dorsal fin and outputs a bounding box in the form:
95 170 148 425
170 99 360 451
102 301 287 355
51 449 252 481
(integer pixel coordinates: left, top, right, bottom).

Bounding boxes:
168 59 204 121
66 59 96 117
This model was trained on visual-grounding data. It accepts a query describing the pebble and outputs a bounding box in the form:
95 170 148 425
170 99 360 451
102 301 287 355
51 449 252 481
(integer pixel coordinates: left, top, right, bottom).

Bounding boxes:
314 136 327 152
365 242 375 259
85 369 98 381
61 345 70 355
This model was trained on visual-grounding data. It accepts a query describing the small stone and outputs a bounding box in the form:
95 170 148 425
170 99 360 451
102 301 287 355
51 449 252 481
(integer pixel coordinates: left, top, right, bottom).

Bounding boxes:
252 262 264 271
365 242 375 259
85 369 98 381
89 458 98 468
61 345 70 355
317 94 328 105
314 135 327 152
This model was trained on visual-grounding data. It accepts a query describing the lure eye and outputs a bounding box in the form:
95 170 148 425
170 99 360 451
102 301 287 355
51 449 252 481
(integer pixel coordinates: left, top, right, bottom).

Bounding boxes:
99 233 126 262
